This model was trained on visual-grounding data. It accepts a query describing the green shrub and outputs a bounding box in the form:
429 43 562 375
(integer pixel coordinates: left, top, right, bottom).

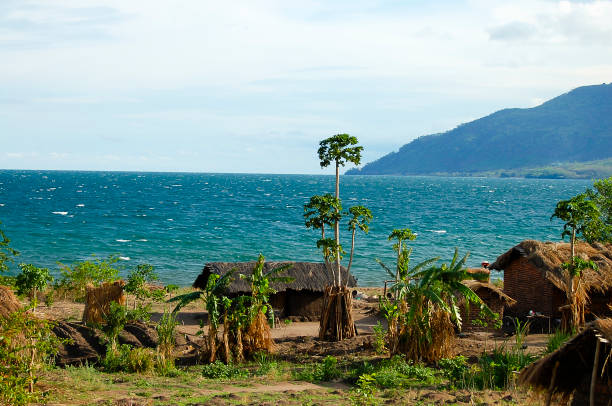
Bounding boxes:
373 321 387 355
100 343 132 372
156 310 177 361
57 256 120 300
545 330 572 354
0 309 63 405
124 264 159 308
126 347 155 373
201 361 247 379
295 355 341 382
15 263 53 306
442 347 536 390
439 356 469 386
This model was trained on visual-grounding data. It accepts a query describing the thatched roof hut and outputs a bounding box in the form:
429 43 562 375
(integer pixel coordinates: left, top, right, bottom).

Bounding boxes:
490 240 612 319
458 280 515 331
0 285 21 318
193 262 357 320
519 318 612 406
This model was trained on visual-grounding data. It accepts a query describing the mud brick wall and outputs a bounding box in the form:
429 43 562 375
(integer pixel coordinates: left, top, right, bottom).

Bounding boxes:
503 257 560 318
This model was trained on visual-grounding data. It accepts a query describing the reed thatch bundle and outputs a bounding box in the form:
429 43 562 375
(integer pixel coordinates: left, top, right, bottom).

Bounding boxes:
0 285 21 318
82 281 126 324
318 286 356 341
396 305 455 362
194 262 356 294
243 311 274 355
519 318 612 405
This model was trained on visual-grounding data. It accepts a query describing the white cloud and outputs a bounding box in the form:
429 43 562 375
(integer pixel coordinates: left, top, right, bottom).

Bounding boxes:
0 0 611 173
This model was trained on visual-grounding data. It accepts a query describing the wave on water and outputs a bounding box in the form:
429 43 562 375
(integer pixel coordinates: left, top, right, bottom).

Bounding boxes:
76 204 85 207
116 239 131 243
0 203 4 207
119 256 130 261
136 239 148 242
430 230 447 234
52 211 68 215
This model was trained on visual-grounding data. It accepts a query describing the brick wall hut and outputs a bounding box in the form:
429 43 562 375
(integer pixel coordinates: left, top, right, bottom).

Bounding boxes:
490 240 612 320
193 261 357 321
458 280 516 331
519 318 612 406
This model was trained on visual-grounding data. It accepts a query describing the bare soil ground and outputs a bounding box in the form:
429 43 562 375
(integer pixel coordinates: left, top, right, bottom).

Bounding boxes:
33 290 547 405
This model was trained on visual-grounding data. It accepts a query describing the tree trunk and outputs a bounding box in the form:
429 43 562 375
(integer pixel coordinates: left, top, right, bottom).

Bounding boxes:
335 161 341 287
223 312 231 364
346 229 356 284
208 326 217 363
396 240 402 284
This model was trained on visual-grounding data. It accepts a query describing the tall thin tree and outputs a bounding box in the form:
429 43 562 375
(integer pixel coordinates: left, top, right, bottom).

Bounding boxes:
317 134 363 286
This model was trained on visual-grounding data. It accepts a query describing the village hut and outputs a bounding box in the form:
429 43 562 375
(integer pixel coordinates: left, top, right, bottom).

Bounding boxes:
193 262 357 321
490 240 612 320
519 318 612 406
458 280 516 331
0 285 21 318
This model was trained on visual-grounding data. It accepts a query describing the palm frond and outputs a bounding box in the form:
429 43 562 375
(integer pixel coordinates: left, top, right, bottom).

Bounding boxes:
375 258 395 278
168 291 204 313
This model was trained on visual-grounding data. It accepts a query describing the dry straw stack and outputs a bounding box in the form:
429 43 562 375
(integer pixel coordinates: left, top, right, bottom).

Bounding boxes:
0 285 21 318
82 281 126 324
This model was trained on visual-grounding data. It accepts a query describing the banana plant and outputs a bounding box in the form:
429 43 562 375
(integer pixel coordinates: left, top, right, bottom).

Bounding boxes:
169 269 235 363
239 253 294 327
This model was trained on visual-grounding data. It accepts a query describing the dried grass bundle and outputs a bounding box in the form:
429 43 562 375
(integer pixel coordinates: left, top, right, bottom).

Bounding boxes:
395 304 455 363
82 281 126 324
0 285 21 318
243 311 274 355
318 285 356 341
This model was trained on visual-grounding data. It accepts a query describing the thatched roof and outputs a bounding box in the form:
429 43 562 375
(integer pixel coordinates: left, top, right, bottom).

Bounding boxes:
0 285 21 318
462 280 516 306
490 240 612 293
193 262 357 294
519 318 612 398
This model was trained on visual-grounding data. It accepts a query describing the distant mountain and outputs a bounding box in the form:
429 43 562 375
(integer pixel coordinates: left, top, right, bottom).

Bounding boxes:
347 83 612 178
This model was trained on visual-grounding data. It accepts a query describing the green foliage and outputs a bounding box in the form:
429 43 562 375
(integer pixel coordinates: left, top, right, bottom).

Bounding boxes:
124 264 159 306
0 221 19 274
372 322 387 355
440 343 536 390
156 310 177 361
0 309 63 405
545 330 572 354
252 351 281 377
201 361 247 379
295 355 341 382
15 263 53 305
304 194 342 231
239 253 293 325
552 192 602 243
57 255 120 300
317 134 363 169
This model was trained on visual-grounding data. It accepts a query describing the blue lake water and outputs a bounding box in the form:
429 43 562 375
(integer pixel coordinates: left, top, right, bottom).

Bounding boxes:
0 170 591 286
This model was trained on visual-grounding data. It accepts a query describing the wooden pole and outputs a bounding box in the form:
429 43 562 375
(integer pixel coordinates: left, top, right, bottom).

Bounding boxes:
590 338 601 406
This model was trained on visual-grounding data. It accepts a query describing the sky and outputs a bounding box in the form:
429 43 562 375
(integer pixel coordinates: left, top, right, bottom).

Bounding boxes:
1 0 611 174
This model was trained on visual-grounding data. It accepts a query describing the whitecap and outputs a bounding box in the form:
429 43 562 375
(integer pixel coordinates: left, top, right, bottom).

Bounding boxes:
171 184 182 187
116 239 131 243
52 211 68 215
432 230 447 234
167 218 174 221
119 256 131 261
136 239 148 242
0 203 4 207
76 204 85 207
